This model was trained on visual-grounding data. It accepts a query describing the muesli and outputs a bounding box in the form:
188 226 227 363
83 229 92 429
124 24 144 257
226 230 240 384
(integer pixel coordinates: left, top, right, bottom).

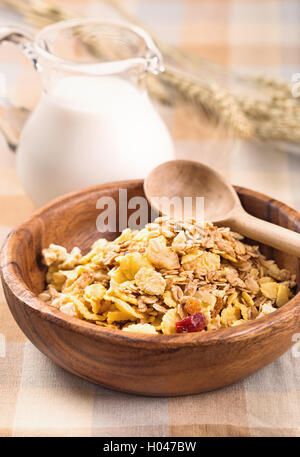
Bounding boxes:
39 218 296 334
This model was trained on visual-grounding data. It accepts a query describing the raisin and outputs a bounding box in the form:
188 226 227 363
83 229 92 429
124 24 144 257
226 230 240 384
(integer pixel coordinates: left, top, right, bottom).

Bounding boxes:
175 312 206 333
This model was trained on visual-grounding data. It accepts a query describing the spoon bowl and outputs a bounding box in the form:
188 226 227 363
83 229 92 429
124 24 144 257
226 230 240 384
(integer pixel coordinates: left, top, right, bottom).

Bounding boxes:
144 160 300 257
144 159 239 222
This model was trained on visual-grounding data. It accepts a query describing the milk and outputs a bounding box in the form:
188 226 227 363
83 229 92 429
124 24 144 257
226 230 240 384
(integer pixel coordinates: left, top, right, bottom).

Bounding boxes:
17 76 174 206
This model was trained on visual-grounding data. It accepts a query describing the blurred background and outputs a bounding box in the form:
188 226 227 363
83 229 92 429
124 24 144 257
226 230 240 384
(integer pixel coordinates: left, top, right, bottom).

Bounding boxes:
0 0 300 224
1 1 300 438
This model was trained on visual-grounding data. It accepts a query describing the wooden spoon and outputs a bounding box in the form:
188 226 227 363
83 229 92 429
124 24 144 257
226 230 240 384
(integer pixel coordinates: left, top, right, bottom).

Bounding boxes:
144 159 300 256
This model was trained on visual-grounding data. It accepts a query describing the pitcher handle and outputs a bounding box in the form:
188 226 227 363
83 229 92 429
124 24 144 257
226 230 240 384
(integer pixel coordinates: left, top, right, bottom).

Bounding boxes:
0 27 38 151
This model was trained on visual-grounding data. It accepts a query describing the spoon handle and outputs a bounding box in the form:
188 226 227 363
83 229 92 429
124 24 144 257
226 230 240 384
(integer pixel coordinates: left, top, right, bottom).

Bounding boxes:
229 210 300 257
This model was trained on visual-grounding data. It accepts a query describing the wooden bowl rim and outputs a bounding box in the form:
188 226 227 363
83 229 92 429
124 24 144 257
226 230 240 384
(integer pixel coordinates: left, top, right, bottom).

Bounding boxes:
1 180 300 348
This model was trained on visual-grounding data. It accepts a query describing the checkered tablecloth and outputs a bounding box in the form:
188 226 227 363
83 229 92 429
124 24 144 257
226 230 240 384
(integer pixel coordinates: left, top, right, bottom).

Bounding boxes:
1 0 300 437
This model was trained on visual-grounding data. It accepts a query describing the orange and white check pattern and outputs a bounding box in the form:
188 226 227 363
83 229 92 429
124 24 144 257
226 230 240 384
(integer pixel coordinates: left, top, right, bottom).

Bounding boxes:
0 0 300 437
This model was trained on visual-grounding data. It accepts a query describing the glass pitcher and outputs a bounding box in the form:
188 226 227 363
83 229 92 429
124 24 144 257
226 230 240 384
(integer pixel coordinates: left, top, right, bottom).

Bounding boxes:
0 19 174 206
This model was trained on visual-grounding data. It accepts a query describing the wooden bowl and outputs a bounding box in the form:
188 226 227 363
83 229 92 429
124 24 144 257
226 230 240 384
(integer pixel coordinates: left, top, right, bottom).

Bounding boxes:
1 180 300 396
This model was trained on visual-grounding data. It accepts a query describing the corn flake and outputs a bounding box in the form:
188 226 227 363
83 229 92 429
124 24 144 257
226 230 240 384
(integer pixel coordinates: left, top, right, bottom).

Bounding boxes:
123 323 157 334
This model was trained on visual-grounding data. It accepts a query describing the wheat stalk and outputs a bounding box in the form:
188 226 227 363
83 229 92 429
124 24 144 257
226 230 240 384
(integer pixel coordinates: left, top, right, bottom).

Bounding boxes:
2 0 77 26
160 69 253 139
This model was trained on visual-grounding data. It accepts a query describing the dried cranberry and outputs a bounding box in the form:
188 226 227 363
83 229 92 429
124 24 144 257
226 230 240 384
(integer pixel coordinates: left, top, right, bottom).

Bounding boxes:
176 312 206 333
